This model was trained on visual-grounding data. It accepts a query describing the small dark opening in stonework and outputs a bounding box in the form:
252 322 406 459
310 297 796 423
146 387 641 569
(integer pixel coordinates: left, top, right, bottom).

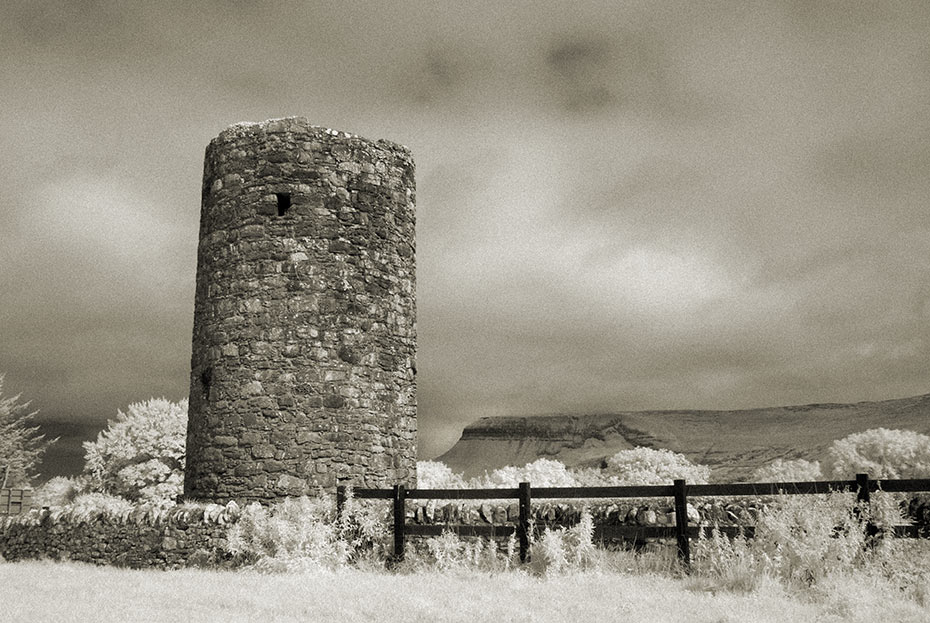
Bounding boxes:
276 193 291 216
200 366 212 397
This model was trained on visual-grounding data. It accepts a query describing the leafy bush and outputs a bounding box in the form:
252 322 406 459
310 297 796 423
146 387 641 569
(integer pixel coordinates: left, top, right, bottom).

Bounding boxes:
33 476 82 508
752 458 822 483
82 398 187 506
569 466 617 487
824 428 930 479
415 453 715 490
603 447 710 485
474 454 710 488
477 458 578 488
417 458 580 489
416 460 466 488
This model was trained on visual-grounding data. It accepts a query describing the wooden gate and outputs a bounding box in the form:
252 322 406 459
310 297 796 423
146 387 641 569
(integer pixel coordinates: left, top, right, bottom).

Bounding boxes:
0 489 33 515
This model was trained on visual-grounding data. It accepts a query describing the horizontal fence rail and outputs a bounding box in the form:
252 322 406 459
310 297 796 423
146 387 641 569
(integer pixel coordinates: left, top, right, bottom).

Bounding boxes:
338 474 930 568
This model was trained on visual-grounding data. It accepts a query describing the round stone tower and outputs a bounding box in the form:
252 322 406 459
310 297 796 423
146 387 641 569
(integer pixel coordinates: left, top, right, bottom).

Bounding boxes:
184 117 417 503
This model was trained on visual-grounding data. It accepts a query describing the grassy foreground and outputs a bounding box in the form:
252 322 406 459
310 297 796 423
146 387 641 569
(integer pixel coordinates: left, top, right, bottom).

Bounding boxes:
3 560 929 623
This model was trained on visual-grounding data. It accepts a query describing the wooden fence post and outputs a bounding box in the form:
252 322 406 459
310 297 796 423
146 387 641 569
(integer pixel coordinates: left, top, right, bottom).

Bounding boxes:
336 485 346 519
393 483 406 562
518 481 531 563
673 479 691 571
856 473 878 544
856 473 870 504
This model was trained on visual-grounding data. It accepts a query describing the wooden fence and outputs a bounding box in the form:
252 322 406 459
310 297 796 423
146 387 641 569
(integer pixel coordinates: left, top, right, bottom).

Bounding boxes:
0 489 33 516
338 474 930 568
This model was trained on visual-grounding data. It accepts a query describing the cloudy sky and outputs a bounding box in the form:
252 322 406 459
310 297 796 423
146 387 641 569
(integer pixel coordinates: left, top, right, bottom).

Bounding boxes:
1 0 928 462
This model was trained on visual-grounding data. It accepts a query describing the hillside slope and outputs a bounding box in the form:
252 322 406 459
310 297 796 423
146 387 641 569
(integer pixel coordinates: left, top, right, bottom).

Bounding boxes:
435 393 930 482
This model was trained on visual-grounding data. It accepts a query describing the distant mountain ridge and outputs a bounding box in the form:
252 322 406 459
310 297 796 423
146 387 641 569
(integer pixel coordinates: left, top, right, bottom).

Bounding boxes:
436 393 930 482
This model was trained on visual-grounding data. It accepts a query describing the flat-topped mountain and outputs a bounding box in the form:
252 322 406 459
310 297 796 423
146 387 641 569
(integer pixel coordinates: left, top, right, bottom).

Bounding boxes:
435 393 930 482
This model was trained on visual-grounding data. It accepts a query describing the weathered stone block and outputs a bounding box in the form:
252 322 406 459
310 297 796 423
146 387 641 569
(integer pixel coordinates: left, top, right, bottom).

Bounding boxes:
240 432 262 446
264 460 285 472
251 444 275 459
234 464 257 477
322 394 346 409
297 431 322 444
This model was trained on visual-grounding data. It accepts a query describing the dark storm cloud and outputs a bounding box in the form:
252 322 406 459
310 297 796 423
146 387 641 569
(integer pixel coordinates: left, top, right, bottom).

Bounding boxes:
545 37 617 112
1 0 928 465
3 1 154 53
396 23 701 118
402 49 470 104
542 29 693 116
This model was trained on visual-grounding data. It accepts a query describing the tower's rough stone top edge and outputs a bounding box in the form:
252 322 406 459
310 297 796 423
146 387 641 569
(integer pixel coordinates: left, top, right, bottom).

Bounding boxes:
211 117 413 157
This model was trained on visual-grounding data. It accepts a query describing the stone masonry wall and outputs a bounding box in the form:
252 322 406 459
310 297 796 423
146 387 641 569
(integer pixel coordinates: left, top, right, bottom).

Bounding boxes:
185 118 417 503
0 507 240 570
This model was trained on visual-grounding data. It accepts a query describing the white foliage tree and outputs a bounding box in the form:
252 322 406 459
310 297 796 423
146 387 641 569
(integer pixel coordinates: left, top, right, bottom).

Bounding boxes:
0 374 54 488
33 475 81 508
82 398 187 505
603 447 710 485
416 460 466 488
479 458 578 488
752 458 822 483
824 428 930 479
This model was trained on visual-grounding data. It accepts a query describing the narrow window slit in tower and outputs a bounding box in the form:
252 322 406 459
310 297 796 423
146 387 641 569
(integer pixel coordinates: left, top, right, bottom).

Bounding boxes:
276 193 291 216
200 366 212 399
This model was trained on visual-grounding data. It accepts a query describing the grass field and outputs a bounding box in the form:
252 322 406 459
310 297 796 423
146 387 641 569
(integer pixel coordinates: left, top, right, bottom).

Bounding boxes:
3 560 930 623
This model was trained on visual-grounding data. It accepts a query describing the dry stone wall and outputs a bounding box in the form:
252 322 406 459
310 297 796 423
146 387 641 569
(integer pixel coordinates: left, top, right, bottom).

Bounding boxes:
404 499 748 529
185 118 417 503
0 507 241 569
406 495 930 531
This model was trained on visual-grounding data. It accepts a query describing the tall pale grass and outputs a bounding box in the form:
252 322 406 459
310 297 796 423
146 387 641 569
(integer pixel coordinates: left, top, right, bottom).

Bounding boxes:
690 489 930 604
222 488 928 605
225 491 390 572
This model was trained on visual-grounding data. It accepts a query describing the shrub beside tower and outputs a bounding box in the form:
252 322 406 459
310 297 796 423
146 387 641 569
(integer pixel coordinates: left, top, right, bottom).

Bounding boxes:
184 118 417 503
